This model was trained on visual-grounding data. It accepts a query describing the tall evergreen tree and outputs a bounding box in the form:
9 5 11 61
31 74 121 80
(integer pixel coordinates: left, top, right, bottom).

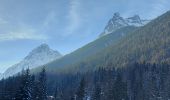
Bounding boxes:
37 67 47 100
92 83 101 100
30 75 38 100
113 72 128 100
15 69 32 100
53 84 63 100
76 77 86 100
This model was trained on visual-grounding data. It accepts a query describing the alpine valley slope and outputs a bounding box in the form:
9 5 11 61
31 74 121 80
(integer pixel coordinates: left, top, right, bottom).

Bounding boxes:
32 26 137 74
1 44 62 79
34 11 170 73
32 13 150 73
66 11 170 72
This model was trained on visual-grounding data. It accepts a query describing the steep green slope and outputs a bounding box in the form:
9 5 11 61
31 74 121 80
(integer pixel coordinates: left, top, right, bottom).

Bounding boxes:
67 11 170 72
107 11 170 65
34 11 170 74
32 26 136 73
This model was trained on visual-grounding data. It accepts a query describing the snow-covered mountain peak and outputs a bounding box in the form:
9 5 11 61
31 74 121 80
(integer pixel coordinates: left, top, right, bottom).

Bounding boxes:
101 13 128 36
127 15 142 23
36 43 49 49
129 15 141 20
30 43 50 54
100 13 150 37
1 44 62 79
112 12 121 19
126 15 145 26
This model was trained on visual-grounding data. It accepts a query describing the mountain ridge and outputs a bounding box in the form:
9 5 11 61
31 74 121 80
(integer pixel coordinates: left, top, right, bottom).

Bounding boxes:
100 12 150 37
34 11 170 74
69 11 170 72
0 44 62 79
32 26 137 74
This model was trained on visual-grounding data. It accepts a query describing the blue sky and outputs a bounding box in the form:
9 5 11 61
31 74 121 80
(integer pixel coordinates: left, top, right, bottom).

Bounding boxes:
0 0 170 72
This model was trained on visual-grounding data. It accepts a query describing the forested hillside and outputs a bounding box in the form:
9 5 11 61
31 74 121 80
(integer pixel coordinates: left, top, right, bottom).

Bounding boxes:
1 62 170 100
60 11 170 73
31 11 170 74
33 26 136 73
1 8 170 100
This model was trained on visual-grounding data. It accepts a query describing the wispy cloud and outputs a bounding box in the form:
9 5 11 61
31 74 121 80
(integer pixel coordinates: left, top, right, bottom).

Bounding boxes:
0 29 48 42
42 11 57 28
65 0 82 36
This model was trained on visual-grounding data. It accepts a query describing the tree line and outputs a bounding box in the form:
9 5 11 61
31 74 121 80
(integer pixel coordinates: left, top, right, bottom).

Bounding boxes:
1 62 170 100
0 68 47 100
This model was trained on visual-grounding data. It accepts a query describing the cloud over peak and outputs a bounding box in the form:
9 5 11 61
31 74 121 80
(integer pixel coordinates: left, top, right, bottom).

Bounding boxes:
0 29 48 42
65 0 82 36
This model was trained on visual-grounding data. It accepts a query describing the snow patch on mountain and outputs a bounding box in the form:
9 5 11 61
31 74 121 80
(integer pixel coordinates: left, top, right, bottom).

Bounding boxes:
0 44 62 79
100 12 150 37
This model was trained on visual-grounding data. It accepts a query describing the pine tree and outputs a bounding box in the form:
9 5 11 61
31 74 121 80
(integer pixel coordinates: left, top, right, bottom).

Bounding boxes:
30 75 38 100
37 67 47 100
92 83 101 100
54 85 63 100
76 77 86 100
113 72 128 100
15 69 32 100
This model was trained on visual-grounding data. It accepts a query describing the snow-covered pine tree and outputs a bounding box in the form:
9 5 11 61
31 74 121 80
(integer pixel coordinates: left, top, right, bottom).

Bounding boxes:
15 68 32 100
30 75 38 100
37 67 47 100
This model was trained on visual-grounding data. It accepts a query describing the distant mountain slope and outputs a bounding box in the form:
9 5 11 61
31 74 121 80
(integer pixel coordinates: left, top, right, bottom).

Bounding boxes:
1 44 62 79
100 12 149 37
67 11 170 72
32 26 137 73
34 11 170 74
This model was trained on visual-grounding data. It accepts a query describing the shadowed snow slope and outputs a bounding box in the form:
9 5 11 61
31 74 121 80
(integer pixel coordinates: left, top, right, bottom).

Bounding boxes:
1 44 62 79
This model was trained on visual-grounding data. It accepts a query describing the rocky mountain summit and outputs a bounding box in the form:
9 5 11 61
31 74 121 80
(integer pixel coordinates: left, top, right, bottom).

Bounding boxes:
100 12 150 36
0 44 62 79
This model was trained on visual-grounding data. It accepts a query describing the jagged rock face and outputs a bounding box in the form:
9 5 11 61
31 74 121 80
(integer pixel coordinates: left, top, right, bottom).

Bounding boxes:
1 44 62 79
100 12 150 37
103 13 128 34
